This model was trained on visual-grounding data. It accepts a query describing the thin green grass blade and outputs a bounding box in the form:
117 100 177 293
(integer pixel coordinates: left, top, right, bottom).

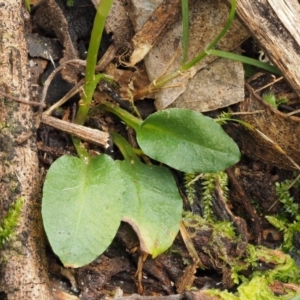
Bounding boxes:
181 0 236 71
208 49 281 75
181 0 189 64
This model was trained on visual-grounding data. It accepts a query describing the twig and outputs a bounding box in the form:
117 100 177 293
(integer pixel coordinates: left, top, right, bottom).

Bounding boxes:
40 59 86 110
0 90 45 107
41 114 110 148
43 79 84 116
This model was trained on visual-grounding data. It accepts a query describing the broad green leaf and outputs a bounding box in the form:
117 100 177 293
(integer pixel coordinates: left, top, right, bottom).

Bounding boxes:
118 159 182 257
42 155 124 267
137 108 240 173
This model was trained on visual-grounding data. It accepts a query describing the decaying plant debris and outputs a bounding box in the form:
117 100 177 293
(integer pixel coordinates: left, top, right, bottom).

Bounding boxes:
1 0 300 299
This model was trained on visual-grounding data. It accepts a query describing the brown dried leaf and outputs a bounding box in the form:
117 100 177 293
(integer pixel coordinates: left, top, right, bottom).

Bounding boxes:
104 63 151 100
128 0 248 111
169 58 244 112
33 0 94 83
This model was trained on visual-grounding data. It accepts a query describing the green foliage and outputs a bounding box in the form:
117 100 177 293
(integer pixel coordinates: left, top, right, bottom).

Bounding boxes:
184 213 299 299
137 109 240 173
211 244 300 299
209 276 297 300
42 0 242 268
43 134 183 267
263 92 279 109
66 0 74 7
266 179 300 251
291 294 300 300
246 245 299 283
118 158 182 257
103 104 241 173
276 181 298 217
183 211 235 239
266 216 300 252
42 155 125 267
201 171 228 221
208 49 281 75
243 64 258 79
114 132 182 257
184 172 199 205
0 197 22 248
262 92 288 109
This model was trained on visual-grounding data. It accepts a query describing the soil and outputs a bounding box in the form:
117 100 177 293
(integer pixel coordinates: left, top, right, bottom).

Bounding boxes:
1 0 300 299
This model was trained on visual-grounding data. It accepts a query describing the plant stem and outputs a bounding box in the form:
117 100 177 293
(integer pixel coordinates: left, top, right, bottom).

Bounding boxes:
72 0 113 157
101 101 143 132
71 137 90 160
181 0 189 64
215 117 255 130
110 131 140 162
134 0 237 99
74 0 113 125
180 0 236 71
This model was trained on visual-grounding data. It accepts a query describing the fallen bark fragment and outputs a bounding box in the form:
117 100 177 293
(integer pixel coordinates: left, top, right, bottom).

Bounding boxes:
231 85 300 170
227 0 300 96
129 0 181 66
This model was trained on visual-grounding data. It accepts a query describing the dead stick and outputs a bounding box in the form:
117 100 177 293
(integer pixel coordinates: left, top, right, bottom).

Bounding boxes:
41 114 110 148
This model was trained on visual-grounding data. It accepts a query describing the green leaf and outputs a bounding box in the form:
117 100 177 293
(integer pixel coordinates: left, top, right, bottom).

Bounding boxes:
137 108 240 173
118 159 182 257
42 155 125 267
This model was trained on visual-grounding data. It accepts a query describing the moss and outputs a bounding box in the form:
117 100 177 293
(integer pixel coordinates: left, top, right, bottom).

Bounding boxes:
66 0 74 7
0 197 23 248
209 276 297 299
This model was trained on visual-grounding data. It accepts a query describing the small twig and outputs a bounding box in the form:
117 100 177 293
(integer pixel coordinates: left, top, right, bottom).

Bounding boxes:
0 90 45 107
254 76 284 93
44 79 84 116
229 110 265 115
40 59 86 110
41 114 110 148
179 221 204 268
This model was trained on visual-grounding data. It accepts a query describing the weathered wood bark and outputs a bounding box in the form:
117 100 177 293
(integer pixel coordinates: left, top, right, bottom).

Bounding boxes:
0 1 52 299
227 0 300 96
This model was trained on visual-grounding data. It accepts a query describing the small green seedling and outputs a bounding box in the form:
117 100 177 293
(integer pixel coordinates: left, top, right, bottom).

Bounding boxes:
41 0 278 268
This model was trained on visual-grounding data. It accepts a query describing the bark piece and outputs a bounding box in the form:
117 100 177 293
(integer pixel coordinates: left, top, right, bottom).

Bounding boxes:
76 256 130 299
129 0 181 66
226 167 262 244
0 1 52 298
230 86 300 170
228 0 300 96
